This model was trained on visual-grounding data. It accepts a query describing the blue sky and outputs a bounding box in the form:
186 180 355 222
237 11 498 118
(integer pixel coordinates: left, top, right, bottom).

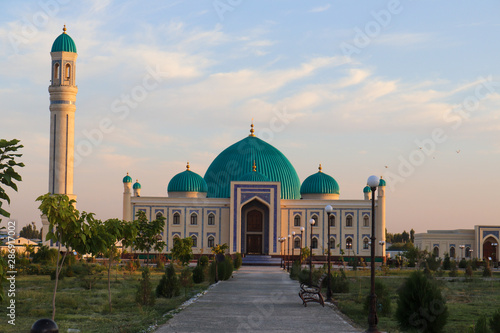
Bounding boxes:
1 0 500 234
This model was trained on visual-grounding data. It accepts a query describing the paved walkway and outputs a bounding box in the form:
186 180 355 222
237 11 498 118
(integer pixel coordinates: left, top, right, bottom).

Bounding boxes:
155 266 361 333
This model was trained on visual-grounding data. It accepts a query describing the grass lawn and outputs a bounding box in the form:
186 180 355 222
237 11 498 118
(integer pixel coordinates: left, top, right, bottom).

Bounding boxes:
333 269 500 332
6 269 209 333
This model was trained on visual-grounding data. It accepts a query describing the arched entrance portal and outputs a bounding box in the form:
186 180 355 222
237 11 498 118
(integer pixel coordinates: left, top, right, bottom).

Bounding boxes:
483 236 498 261
241 199 270 255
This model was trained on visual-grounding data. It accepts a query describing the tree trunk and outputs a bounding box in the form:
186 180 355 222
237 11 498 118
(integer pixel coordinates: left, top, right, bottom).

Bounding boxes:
52 237 68 321
108 256 112 313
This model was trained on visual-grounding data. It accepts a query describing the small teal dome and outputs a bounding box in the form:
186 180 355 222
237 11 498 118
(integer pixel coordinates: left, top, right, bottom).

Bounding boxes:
363 185 371 193
133 180 141 189
123 173 132 183
168 163 208 193
300 165 340 195
379 178 386 187
51 26 77 53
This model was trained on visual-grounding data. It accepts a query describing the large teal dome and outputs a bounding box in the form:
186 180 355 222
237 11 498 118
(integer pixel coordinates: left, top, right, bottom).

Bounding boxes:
168 164 208 193
204 128 300 199
51 26 77 53
300 165 340 195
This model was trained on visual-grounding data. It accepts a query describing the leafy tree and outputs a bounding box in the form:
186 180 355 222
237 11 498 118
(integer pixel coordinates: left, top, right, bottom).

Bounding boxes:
37 193 96 320
132 211 165 265
100 218 137 312
443 253 451 270
0 139 24 222
396 271 448 333
171 237 193 265
410 228 415 243
179 267 193 297
401 230 410 243
19 222 41 239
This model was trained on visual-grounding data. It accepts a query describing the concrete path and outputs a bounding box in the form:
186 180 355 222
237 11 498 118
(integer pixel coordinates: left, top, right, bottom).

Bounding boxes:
155 266 361 333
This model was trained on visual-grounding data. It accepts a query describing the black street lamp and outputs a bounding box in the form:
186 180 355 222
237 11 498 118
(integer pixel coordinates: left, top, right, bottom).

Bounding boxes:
279 237 285 268
300 227 305 264
292 231 296 265
309 218 315 285
325 204 333 302
459 245 465 260
366 175 380 333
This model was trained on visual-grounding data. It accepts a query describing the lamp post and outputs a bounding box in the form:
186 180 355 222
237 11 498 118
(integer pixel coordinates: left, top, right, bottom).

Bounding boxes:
309 218 315 285
325 204 333 302
491 243 498 263
300 227 305 264
279 237 285 268
366 175 380 333
292 231 296 265
379 241 385 265
287 234 291 272
459 245 465 260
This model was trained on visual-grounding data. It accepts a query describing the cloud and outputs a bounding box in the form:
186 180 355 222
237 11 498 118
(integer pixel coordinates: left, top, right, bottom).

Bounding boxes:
309 4 331 13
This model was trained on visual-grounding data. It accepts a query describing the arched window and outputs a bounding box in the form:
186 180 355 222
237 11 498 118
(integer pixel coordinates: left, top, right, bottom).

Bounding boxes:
208 213 215 225
294 215 301 227
346 215 353 227
329 237 335 249
190 213 198 225
173 213 180 225
207 236 215 248
311 237 318 249
156 212 163 220
173 236 180 245
450 247 456 258
433 246 439 257
329 214 335 227
294 237 300 249
54 63 60 79
363 215 369 227
191 235 197 247
311 215 318 227
465 247 471 258
346 237 353 250
363 238 370 250
65 63 71 79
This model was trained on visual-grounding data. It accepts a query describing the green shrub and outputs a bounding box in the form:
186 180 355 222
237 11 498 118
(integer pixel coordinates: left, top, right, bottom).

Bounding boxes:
156 259 164 271
364 280 391 317
473 315 490 333
290 260 301 280
233 253 242 269
192 265 205 284
50 268 65 280
459 258 467 269
209 256 233 282
442 253 451 270
483 262 492 277
449 261 458 277
179 267 193 296
65 265 74 277
76 264 102 290
465 264 474 281
298 268 311 284
134 259 141 269
329 269 350 293
156 264 180 298
198 255 209 267
489 308 500 333
32 245 58 265
396 271 448 333
136 268 155 306
222 255 233 280
471 258 480 270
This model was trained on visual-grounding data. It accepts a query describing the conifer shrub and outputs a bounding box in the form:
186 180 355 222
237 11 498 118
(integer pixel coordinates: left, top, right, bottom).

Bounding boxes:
156 258 165 271
483 261 492 277
180 267 193 297
396 271 448 333
222 255 233 280
192 265 204 284
489 309 500 333
364 280 391 316
289 260 301 280
465 264 474 281
449 260 458 277
156 264 180 298
442 253 451 270
198 255 209 267
459 258 467 269
233 253 242 269
473 315 489 333
136 268 155 306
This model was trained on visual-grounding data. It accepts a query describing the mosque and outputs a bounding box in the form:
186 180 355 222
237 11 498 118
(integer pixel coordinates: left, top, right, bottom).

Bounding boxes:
42 27 388 260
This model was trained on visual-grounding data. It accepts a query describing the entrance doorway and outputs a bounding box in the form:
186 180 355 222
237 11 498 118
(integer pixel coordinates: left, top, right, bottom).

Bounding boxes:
483 236 498 261
246 209 263 254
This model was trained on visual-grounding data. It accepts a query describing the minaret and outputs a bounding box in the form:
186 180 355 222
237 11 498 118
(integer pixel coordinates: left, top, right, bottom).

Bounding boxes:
123 173 133 221
42 26 78 246
48 25 78 200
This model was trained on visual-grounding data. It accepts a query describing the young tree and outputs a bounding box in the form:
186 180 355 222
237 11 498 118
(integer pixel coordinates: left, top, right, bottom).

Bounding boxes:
0 139 24 222
171 237 193 266
37 193 95 320
132 211 166 265
101 218 137 312
410 228 415 243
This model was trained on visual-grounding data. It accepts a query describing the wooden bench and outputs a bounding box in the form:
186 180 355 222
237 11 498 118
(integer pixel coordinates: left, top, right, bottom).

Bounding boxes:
298 274 326 307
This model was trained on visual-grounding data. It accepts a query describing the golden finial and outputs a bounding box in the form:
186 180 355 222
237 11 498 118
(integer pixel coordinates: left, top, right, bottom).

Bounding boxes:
126 172 129 175
136 179 139 182
63 25 67 34
186 162 190 171
249 120 255 137
318 164 322 172
252 160 257 172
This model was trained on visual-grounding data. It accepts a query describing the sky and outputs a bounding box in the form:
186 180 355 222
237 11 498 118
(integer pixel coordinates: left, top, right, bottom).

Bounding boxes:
1 0 500 235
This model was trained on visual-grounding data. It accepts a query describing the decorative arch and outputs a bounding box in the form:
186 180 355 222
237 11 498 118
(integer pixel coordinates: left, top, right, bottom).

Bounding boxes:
207 235 215 248
190 213 198 225
191 235 198 247
329 237 336 249
294 236 301 249
346 237 353 250
329 214 335 227
173 212 180 225
294 215 301 227
363 215 369 227
208 213 215 225
155 211 163 220
65 63 71 79
449 246 456 258
311 237 318 249
54 63 60 79
311 214 319 227
346 215 353 227
363 237 370 250
482 236 498 261
433 246 439 257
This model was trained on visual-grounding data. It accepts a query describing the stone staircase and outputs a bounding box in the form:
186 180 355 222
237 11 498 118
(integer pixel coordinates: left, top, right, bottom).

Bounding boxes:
242 255 282 266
